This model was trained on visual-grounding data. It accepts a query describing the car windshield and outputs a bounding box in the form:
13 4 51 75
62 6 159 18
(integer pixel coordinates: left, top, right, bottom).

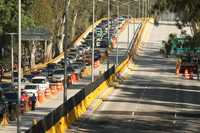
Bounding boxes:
70 49 77 52
67 67 74 72
13 72 18 77
72 65 79 69
54 70 64 75
4 93 18 101
47 64 56 69
32 79 46 84
24 85 37 90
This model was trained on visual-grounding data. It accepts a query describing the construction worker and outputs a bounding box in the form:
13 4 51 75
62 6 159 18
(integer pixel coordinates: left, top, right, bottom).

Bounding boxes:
30 94 37 111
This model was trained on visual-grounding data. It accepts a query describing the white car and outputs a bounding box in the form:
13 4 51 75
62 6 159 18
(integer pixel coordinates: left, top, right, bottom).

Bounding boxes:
22 84 40 97
31 76 49 91
52 69 65 82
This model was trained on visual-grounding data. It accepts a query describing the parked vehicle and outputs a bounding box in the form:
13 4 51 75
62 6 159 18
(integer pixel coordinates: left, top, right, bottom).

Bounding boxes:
71 64 83 76
52 69 65 82
31 76 49 91
66 56 76 64
22 84 40 97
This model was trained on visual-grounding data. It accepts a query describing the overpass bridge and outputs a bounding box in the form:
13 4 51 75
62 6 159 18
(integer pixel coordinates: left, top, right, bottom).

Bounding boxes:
1 18 198 133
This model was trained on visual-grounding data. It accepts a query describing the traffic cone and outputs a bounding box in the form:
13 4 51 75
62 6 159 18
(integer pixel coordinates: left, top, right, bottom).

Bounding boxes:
184 69 191 80
37 90 45 103
32 118 37 126
45 88 51 98
1 113 8 127
50 84 57 95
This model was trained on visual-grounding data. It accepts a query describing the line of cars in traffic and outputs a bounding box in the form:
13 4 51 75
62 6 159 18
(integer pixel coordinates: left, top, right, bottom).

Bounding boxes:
0 16 127 116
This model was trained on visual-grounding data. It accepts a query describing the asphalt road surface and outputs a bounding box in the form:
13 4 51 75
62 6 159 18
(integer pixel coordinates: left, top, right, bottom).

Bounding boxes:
67 22 200 133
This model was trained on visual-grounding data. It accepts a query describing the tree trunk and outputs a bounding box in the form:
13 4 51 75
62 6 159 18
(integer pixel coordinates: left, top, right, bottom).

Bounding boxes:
30 41 36 68
46 40 53 61
57 18 64 54
71 12 78 42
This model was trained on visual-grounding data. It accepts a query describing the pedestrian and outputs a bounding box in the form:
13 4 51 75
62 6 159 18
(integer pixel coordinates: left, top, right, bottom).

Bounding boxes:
31 94 37 111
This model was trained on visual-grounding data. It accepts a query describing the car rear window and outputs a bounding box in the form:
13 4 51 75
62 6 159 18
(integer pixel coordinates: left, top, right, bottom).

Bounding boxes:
32 79 46 84
24 85 37 90
54 70 64 74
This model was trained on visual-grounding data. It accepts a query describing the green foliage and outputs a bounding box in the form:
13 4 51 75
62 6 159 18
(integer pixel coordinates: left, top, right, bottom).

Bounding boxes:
153 0 200 32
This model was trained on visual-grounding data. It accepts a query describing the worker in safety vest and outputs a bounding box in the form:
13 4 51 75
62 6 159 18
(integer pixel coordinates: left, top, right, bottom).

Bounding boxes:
30 94 37 111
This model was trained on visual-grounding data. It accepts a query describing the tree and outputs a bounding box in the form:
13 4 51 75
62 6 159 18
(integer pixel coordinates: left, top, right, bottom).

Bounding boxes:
153 0 200 34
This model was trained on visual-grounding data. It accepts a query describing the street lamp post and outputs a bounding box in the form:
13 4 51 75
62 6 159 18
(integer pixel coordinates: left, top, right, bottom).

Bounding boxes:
107 0 110 70
92 0 95 82
17 0 22 132
116 3 119 66
5 33 16 86
138 0 140 18
127 5 130 48
63 0 69 103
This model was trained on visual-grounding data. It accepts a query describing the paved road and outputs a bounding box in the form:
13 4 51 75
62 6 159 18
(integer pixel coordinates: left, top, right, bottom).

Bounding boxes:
67 23 200 133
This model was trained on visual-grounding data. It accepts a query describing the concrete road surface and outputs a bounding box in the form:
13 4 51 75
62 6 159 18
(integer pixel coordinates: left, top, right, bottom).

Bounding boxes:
67 23 200 133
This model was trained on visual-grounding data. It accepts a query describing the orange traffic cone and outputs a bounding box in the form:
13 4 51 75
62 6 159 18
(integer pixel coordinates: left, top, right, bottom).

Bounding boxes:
184 69 191 80
44 88 52 98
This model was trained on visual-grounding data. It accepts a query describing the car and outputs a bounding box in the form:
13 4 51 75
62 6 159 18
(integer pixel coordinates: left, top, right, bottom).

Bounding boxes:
46 63 61 72
24 74 34 81
68 48 78 53
66 56 76 64
22 84 40 97
52 69 65 82
66 66 75 76
80 45 90 51
73 62 86 70
67 52 79 59
78 47 85 54
58 59 70 67
0 83 12 90
71 64 82 76
45 63 61 77
13 78 29 90
31 76 49 91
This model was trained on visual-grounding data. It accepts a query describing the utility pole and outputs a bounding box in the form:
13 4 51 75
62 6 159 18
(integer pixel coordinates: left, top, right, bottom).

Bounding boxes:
63 0 69 103
17 0 22 132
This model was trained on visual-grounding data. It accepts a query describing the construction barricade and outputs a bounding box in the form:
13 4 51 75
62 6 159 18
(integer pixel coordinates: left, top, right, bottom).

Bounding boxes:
111 37 117 48
50 84 58 95
37 90 45 104
56 83 64 91
184 69 193 80
44 88 52 98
